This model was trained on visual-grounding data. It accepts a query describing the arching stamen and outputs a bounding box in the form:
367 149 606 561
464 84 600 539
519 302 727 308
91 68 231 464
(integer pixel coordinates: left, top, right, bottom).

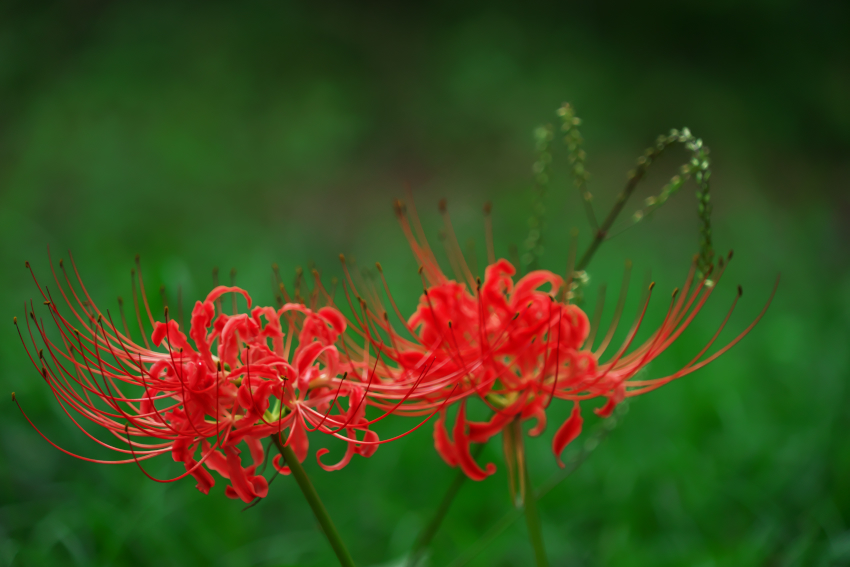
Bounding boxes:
594 260 632 357
131 269 151 349
116 297 133 343
438 199 476 290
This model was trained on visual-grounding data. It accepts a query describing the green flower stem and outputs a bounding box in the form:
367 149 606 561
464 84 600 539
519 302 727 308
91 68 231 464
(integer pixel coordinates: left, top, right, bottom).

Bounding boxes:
447 405 627 567
407 443 486 566
520 439 549 567
575 171 645 272
272 436 356 567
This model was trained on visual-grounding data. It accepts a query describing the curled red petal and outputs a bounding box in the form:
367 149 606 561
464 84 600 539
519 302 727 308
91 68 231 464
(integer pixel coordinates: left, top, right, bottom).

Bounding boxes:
594 396 618 418
453 401 496 481
433 409 458 467
553 400 583 468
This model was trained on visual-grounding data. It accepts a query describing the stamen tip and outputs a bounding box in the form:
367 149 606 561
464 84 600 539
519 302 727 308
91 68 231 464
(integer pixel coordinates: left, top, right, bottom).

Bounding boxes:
375 262 382 272
164 306 169 318
649 281 656 291
13 316 17 325
418 266 423 275
483 202 492 214
438 198 447 212
11 392 16 402
213 266 219 276
393 199 406 217
117 296 124 306
728 250 734 260
59 259 64 268
339 254 346 264
134 254 140 263
737 285 743 297
24 261 30 269
672 287 679 298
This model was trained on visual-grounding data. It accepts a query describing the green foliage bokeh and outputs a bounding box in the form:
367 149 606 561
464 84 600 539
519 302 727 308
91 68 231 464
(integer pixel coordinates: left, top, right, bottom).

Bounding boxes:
1 2 848 566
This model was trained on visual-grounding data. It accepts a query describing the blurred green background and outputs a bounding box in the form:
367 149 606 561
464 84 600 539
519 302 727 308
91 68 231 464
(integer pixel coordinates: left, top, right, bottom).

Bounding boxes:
1 1 848 566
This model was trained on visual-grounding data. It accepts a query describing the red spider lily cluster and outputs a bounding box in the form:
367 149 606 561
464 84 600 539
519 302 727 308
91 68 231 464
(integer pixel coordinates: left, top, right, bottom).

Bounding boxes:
335 200 774 483
14 201 773 502
14 256 432 503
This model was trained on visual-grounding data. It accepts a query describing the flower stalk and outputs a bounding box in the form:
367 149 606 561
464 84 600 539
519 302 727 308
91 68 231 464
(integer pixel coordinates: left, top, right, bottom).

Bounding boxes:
272 435 356 567
407 444 486 566
518 423 549 567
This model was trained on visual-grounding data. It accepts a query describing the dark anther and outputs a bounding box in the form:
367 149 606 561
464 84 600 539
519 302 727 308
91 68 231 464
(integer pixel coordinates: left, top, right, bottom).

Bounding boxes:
737 285 743 297
649 282 656 291
438 198 447 213
13 316 17 325
375 262 382 272
672 287 679 298
24 261 30 269
483 202 492 214
393 200 406 217
339 254 346 263
135 254 140 263
59 259 64 268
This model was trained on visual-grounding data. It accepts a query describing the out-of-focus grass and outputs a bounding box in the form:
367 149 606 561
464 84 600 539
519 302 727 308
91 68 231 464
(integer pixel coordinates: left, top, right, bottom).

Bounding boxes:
1 2 848 566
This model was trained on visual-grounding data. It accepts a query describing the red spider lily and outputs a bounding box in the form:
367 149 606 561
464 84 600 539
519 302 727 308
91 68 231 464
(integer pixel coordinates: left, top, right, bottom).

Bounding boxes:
339 199 776 484
13 253 411 503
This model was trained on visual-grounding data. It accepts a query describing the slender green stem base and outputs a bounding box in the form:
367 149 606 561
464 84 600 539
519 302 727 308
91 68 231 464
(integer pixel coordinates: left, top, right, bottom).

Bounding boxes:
407 443 486 566
272 436 356 567
520 439 549 567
